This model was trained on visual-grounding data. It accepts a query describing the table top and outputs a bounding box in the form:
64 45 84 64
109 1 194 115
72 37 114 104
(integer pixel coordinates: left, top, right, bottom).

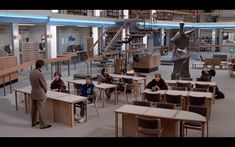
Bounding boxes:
142 89 167 95
46 91 70 99
166 90 189 97
14 86 31 94
188 91 213 99
56 95 87 103
109 74 146 81
144 107 179 119
115 104 206 123
114 104 150 115
67 79 117 89
166 80 216 86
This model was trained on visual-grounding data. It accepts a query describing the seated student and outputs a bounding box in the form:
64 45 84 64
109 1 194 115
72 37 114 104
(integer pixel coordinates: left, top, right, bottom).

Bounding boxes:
100 68 114 99
146 73 168 90
75 76 95 123
198 68 224 99
50 72 66 91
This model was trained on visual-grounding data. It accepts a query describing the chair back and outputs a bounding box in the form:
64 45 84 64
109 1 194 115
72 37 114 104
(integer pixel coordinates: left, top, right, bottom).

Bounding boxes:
176 82 191 90
164 94 182 105
192 88 208 92
133 101 151 107
59 89 70 94
180 77 193 81
195 83 210 89
188 105 208 118
172 86 187 91
156 102 176 109
188 96 206 106
136 116 160 129
144 93 161 102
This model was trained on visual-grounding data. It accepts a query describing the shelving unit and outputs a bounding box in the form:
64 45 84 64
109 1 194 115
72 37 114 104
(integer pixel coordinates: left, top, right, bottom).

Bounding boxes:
67 10 87 16
106 10 119 18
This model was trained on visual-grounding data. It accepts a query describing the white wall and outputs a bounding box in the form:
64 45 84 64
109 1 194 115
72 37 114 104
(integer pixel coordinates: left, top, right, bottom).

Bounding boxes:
57 26 90 54
19 25 45 43
0 24 12 50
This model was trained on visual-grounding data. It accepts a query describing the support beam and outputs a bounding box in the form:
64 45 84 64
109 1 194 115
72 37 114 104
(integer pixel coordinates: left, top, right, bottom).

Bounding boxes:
12 23 20 64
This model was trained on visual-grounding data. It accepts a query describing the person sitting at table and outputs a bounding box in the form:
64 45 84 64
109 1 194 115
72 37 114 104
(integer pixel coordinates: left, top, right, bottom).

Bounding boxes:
75 76 96 123
198 68 224 99
50 71 66 91
146 73 168 90
100 67 115 100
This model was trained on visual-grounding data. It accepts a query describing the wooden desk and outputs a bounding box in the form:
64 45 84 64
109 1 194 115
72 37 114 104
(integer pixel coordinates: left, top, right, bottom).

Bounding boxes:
142 89 213 119
115 104 206 137
166 80 217 104
67 79 118 108
14 87 87 127
110 73 147 87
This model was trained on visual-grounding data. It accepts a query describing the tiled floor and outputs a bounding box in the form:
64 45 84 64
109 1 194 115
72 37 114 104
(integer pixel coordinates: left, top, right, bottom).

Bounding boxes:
0 59 234 137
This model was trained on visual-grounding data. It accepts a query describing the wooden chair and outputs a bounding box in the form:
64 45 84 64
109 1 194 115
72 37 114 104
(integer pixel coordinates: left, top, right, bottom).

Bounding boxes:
143 93 161 106
183 105 209 137
212 59 222 69
176 82 191 91
135 116 163 137
164 94 183 108
187 96 206 106
122 78 137 104
133 101 151 107
192 88 209 92
171 86 187 91
180 77 193 81
156 102 176 109
73 83 83 95
195 83 210 91
74 87 99 117
203 58 213 69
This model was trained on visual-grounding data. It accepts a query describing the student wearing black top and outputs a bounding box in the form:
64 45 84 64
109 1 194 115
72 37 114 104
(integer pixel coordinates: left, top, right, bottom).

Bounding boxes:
50 72 66 91
146 73 168 90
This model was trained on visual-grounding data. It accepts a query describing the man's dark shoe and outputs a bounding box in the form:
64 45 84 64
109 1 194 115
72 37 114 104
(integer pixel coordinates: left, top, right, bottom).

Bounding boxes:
40 125 52 129
32 121 40 127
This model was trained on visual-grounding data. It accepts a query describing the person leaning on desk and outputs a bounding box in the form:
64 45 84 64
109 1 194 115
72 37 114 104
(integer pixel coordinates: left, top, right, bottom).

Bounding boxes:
146 73 168 91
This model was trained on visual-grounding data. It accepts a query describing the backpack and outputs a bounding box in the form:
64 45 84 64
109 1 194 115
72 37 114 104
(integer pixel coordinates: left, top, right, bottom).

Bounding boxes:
215 91 225 99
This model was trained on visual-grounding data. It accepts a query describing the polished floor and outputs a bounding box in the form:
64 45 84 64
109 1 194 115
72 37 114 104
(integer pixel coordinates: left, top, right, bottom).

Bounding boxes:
0 59 234 137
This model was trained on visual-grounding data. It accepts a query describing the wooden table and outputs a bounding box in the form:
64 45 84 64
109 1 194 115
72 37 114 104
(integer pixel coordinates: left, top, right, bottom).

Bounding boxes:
109 74 147 87
67 79 118 108
166 80 217 104
14 87 87 127
114 104 206 137
142 89 213 119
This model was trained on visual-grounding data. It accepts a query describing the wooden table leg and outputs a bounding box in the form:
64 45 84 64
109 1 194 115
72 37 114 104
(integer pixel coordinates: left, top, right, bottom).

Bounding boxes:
144 79 146 88
15 91 18 111
68 82 70 92
115 87 118 105
179 121 183 137
212 87 216 104
69 103 74 127
102 90 105 108
201 122 205 137
115 112 118 137
24 93 28 113
85 100 88 122
3 76 6 96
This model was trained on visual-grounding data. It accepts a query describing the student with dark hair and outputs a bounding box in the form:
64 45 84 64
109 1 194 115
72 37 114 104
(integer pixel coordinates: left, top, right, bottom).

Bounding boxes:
100 68 114 99
29 60 51 129
50 71 66 91
146 73 168 90
75 76 96 123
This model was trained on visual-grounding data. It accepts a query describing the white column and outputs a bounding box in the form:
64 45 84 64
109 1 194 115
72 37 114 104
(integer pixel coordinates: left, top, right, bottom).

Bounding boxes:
161 28 165 46
122 28 126 51
12 23 20 64
212 29 216 53
92 27 98 55
94 10 101 17
123 10 129 19
46 25 57 58
143 35 147 48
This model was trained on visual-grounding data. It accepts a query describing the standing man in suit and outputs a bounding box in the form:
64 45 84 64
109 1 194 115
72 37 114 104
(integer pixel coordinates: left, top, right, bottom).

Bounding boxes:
29 60 51 129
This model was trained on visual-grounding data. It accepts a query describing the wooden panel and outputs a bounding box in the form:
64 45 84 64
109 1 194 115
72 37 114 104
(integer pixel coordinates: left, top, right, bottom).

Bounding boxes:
133 55 160 69
42 98 54 121
0 56 18 85
53 100 72 125
21 42 39 63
